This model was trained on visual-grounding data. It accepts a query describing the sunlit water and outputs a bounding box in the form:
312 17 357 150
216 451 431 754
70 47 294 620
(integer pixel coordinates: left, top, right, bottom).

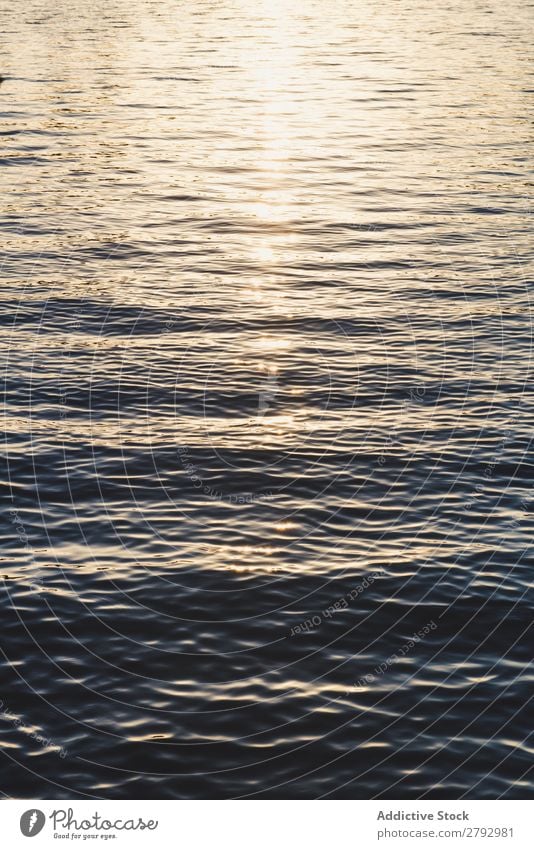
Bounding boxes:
1 0 532 798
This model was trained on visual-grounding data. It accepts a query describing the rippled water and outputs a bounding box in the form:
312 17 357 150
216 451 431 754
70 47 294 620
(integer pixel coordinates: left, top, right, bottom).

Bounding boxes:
1 0 532 799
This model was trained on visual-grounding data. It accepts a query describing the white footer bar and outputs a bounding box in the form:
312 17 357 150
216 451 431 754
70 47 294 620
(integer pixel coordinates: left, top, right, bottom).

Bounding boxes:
2 799 531 848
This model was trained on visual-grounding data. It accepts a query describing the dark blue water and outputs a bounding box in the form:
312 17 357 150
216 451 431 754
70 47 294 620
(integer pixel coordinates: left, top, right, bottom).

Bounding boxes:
0 0 532 798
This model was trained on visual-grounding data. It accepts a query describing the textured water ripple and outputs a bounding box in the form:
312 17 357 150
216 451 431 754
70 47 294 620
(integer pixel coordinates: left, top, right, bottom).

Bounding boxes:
0 0 532 799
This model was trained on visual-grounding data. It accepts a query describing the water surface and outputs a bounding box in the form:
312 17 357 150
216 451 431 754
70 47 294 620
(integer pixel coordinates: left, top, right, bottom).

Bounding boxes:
0 0 532 798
